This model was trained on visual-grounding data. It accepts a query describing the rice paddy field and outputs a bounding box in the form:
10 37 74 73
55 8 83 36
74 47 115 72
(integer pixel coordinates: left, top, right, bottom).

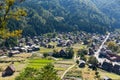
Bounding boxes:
27 58 54 69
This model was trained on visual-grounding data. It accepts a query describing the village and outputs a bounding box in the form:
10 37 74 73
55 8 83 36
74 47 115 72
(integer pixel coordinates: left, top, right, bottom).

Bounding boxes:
0 31 120 80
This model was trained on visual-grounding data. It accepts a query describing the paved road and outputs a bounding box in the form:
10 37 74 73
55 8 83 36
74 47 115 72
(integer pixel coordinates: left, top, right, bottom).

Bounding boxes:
94 33 110 63
94 33 120 66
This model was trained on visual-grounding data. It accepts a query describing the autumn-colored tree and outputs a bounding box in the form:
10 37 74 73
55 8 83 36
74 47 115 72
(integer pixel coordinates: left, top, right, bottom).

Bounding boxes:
0 0 26 48
107 41 118 52
0 0 27 39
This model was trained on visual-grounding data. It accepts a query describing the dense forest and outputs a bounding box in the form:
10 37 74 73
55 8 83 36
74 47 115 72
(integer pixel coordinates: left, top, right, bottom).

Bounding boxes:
7 0 115 37
92 0 120 28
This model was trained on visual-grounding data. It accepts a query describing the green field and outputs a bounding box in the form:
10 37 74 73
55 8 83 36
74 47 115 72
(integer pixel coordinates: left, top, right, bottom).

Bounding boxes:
40 47 53 53
28 58 54 69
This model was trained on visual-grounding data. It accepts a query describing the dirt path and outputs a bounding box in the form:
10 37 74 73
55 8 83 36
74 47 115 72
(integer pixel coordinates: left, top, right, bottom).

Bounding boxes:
61 52 77 79
61 63 76 79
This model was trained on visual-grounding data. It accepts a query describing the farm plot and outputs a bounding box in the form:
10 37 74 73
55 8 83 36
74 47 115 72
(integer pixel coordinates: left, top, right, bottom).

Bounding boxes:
54 59 74 77
27 58 54 69
63 65 96 80
63 66 82 79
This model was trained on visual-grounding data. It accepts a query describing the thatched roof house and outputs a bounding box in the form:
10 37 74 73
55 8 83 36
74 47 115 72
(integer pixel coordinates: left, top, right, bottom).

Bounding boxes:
2 64 15 77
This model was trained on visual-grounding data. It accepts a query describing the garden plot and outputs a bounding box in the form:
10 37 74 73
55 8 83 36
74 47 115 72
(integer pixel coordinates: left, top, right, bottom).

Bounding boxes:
63 65 96 80
54 59 74 77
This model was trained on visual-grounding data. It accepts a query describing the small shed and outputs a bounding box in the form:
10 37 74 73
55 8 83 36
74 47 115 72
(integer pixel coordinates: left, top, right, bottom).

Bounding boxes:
79 60 86 68
2 64 15 77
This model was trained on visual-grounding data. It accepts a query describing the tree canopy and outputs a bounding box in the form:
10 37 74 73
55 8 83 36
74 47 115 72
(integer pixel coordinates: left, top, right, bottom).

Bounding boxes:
0 0 27 39
15 64 60 80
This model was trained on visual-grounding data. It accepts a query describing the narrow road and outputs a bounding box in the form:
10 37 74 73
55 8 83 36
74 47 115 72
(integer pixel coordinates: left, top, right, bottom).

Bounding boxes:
61 53 77 79
61 64 76 79
94 33 110 63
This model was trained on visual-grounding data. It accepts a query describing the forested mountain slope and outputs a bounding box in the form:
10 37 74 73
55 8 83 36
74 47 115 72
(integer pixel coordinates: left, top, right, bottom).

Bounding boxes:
8 0 114 36
92 0 120 28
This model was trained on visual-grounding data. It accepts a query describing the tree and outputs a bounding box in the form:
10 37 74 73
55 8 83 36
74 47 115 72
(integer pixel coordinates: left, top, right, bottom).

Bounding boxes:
88 56 98 66
52 49 60 58
88 56 98 70
65 47 74 59
95 71 100 79
36 64 60 80
15 64 60 80
107 41 118 52
0 0 27 47
78 49 88 56
78 49 87 61
15 67 37 80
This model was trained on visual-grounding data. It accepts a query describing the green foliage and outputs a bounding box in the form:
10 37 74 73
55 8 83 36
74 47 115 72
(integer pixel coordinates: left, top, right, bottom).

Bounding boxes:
78 49 88 56
43 53 49 58
15 64 60 80
78 49 87 61
107 41 119 52
7 0 113 37
65 47 74 59
53 48 74 59
95 71 100 79
0 0 26 37
0 67 2 72
36 64 60 80
5 37 17 47
88 56 98 66
15 67 37 80
44 32 57 38
0 0 26 47
80 56 87 61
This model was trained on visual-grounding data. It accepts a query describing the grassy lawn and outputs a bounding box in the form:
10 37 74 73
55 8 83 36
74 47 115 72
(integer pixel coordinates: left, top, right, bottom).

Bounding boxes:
40 46 63 53
72 43 87 53
40 47 53 53
81 66 96 80
49 42 57 46
64 66 82 78
27 58 54 69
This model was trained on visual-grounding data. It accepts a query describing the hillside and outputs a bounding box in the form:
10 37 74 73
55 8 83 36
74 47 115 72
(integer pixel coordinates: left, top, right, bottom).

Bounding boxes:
92 0 120 27
8 0 113 36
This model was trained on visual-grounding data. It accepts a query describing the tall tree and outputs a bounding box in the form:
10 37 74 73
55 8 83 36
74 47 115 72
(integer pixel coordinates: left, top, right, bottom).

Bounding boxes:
0 0 26 47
